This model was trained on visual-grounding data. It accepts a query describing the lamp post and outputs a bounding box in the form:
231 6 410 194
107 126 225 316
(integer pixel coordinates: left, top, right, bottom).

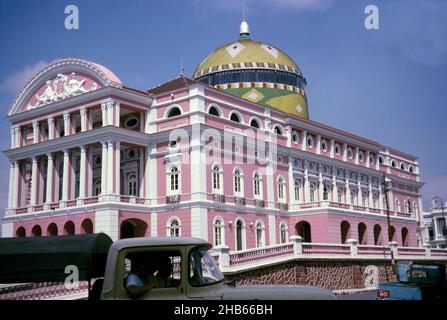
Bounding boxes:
431 196 446 247
382 174 397 279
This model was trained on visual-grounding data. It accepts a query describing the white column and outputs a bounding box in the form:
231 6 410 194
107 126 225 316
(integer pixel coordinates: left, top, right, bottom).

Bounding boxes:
10 128 15 148
62 149 70 201
107 139 114 195
45 153 54 204
266 162 275 208
15 127 22 147
190 126 207 201
316 135 321 155
139 148 145 197
368 178 373 209
146 144 157 204
48 118 55 140
288 159 295 206
318 172 324 202
379 185 384 211
357 181 362 206
63 113 70 136
366 150 371 168
12 162 19 208
343 143 348 161
88 110 94 130
301 130 307 151
345 177 351 205
355 147 360 165
7 162 15 209
114 102 120 126
80 108 87 132
115 140 121 196
304 161 310 202
330 139 335 158
32 122 39 143
101 103 108 126
30 156 38 206
100 140 108 195
87 147 93 197
332 169 337 202
268 214 276 246
79 145 86 199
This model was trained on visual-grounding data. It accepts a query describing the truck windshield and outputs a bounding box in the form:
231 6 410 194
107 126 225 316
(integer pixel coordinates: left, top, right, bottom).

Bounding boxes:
189 247 224 287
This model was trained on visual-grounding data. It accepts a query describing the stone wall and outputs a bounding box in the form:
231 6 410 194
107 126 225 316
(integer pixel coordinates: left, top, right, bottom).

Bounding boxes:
225 260 401 291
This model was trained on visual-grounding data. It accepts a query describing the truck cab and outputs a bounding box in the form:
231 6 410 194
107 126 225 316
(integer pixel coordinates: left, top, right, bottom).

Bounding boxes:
100 237 336 300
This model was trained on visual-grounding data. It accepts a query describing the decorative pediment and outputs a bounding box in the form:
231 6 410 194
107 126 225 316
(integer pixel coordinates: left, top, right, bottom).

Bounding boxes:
9 58 123 116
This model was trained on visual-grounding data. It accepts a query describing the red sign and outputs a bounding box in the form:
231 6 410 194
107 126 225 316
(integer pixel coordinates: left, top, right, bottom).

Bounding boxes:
377 290 390 298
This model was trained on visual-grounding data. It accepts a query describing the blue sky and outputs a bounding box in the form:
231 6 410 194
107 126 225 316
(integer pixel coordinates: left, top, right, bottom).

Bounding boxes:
0 0 446 221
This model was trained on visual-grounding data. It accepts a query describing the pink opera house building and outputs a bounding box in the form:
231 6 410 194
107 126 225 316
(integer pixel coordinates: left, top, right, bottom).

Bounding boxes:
2 22 424 251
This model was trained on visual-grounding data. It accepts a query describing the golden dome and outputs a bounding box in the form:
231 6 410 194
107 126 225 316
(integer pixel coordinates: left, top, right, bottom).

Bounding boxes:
193 21 309 120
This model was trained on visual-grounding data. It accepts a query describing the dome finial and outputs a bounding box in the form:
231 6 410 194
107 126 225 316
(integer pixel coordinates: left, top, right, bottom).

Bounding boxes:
240 20 250 39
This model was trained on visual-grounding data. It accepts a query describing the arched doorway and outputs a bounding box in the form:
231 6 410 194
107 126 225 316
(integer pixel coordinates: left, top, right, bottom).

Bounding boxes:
32 225 42 237
81 219 93 234
295 221 312 242
47 223 58 236
64 221 75 235
401 227 409 247
358 223 367 245
120 219 148 239
236 220 243 251
340 221 351 244
16 227 26 237
374 224 382 245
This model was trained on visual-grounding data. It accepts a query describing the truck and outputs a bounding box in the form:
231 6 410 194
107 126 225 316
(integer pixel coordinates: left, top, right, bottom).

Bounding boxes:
376 262 447 300
0 233 336 300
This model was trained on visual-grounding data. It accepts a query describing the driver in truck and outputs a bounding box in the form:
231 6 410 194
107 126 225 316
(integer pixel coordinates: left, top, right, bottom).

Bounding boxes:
125 255 159 298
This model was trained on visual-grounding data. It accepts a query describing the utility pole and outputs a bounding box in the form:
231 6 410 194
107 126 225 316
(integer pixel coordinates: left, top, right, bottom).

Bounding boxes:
382 173 397 280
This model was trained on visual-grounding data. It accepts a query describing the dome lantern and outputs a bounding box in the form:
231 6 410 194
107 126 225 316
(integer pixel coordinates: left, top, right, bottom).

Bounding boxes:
240 20 250 39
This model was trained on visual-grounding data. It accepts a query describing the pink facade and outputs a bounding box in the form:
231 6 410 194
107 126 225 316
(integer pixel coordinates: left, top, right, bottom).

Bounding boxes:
2 58 424 254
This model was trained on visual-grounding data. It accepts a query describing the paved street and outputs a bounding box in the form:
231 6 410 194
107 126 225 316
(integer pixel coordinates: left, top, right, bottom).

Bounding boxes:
336 290 376 300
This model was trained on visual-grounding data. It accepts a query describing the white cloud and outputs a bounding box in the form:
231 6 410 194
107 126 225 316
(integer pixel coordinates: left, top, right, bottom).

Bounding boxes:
0 60 48 95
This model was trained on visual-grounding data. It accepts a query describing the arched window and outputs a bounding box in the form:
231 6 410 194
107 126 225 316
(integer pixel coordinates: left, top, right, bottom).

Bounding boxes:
81 219 93 234
253 172 262 198
250 119 260 129
372 195 378 208
390 226 396 242
405 200 412 213
280 223 288 244
277 177 286 202
16 227 26 237
395 199 401 213
208 106 220 117
340 221 351 244
401 227 409 247
170 166 179 193
235 219 245 251
47 223 58 236
358 223 367 245
230 112 241 123
310 183 316 202
362 192 367 207
32 225 42 237
94 179 101 196
337 188 343 203
167 107 181 118
63 221 75 235
374 224 382 245
256 221 265 248
274 125 283 135
214 218 224 247
323 185 329 201
212 165 222 193
167 218 181 237
128 173 137 196
295 221 312 242
294 180 300 201
234 169 243 195
350 190 356 205
391 160 397 168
